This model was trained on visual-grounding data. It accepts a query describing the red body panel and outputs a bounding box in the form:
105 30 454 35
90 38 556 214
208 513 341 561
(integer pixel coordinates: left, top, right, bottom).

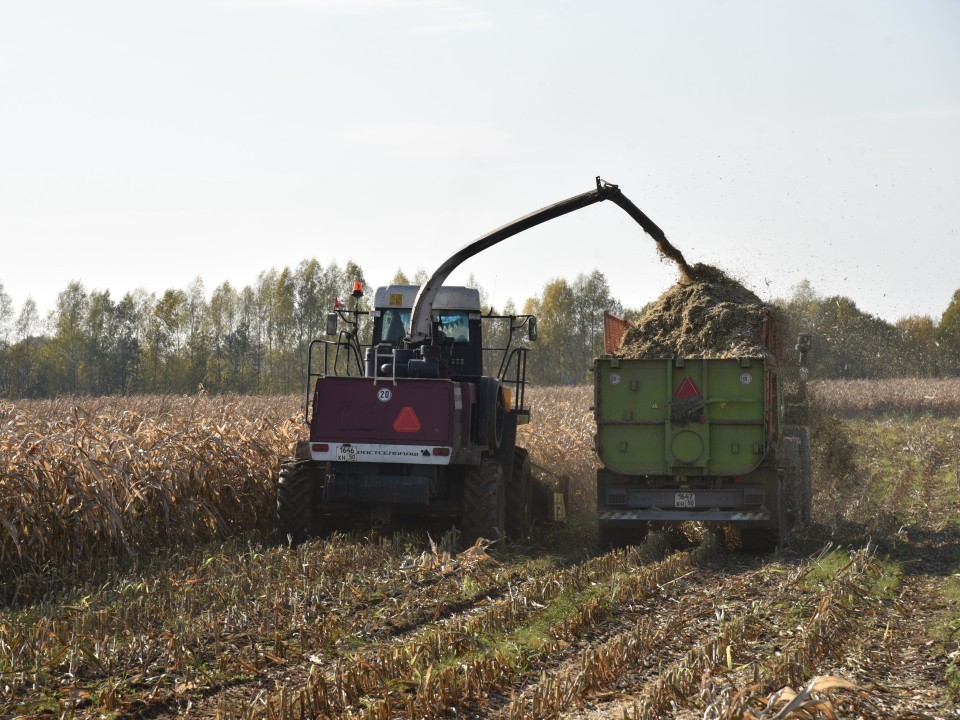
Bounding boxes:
310 376 469 446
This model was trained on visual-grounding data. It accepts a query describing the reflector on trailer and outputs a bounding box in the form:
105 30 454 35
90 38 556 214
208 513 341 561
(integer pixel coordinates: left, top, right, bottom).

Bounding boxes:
392 406 422 432
673 377 700 399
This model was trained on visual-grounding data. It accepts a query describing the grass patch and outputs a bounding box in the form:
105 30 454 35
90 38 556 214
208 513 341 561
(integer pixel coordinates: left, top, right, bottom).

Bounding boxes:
800 547 901 600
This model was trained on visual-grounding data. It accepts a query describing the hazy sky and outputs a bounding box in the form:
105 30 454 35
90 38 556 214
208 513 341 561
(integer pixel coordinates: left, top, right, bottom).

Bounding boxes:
2 0 958 327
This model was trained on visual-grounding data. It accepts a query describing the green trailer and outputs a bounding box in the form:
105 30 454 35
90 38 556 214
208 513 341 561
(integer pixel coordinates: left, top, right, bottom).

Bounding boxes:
594 319 811 551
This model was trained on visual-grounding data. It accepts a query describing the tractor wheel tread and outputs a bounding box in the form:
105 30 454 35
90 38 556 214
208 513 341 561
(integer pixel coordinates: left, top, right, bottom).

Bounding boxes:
506 447 533 540
277 461 317 544
462 460 504 545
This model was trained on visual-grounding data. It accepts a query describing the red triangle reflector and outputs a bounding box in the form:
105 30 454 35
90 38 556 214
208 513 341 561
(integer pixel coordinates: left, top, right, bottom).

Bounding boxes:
393 406 422 432
674 377 700 400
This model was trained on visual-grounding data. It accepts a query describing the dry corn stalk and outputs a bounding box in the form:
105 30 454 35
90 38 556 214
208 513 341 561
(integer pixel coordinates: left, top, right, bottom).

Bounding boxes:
0 394 301 598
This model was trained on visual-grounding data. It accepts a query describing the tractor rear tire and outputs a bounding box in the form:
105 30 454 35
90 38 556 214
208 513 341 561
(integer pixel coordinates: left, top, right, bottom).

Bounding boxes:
278 461 317 544
476 378 505 450
462 459 505 545
506 447 534 540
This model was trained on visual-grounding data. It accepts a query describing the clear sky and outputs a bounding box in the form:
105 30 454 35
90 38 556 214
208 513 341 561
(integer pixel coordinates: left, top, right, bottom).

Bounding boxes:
2 0 958 326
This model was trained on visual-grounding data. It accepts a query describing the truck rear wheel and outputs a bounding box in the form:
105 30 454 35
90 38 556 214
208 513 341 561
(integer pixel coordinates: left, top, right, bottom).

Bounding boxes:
782 432 802 527
462 459 505 545
278 461 317 544
506 447 533 540
739 474 788 553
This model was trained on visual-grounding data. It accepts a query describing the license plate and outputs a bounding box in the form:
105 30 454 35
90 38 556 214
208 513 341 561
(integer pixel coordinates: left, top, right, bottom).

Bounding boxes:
675 492 695 508
336 445 357 462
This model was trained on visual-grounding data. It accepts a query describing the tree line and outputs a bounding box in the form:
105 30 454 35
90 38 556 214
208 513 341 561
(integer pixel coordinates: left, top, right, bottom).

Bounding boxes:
0 263 958 398
0 259 366 398
777 281 960 380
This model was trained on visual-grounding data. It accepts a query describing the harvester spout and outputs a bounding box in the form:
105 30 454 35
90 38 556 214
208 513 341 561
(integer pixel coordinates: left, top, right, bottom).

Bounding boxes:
407 177 691 346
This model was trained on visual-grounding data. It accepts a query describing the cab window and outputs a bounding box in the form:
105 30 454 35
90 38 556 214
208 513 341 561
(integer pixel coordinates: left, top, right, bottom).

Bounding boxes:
381 309 410 344
435 311 470 343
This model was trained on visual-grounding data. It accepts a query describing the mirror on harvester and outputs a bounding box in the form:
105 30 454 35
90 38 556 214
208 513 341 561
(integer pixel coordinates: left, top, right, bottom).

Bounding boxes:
326 312 338 336
528 317 538 341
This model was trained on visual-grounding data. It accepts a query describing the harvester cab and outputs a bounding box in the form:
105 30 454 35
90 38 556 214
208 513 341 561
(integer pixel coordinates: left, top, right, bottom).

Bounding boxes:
367 285 486 379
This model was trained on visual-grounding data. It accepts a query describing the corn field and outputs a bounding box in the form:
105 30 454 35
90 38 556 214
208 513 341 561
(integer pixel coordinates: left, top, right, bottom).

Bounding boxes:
809 377 960 417
1 382 958 718
0 394 301 600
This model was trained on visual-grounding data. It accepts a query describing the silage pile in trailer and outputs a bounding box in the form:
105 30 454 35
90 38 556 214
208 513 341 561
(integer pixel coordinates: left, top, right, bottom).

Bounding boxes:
618 263 774 359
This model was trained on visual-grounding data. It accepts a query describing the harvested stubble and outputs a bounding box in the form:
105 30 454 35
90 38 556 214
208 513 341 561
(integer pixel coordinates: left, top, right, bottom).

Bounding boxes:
618 263 774 360
0 394 301 599
0 530 544 717
272 546 697 719
699 549 895 720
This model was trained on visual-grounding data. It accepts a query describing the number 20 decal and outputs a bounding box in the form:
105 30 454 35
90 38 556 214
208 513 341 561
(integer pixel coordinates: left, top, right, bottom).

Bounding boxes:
377 388 392 402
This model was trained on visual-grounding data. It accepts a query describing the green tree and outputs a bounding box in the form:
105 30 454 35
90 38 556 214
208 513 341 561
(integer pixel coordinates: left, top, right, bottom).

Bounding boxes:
572 270 621 368
80 289 116 394
779 281 905 380
293 259 325 348
895 315 939 377
267 268 298 393
49 281 89 394
15 297 40 341
0 281 12 346
521 270 620 385
466 272 490 313
150 289 189 392
207 281 238 392
527 278 578 385
113 293 142 393
939 289 960 375
3 299 43 397
185 278 210 390
237 284 263 392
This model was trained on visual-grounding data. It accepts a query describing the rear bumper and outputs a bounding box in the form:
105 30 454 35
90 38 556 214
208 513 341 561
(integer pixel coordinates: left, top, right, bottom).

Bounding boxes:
310 442 453 465
599 508 770 523
599 484 771 523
